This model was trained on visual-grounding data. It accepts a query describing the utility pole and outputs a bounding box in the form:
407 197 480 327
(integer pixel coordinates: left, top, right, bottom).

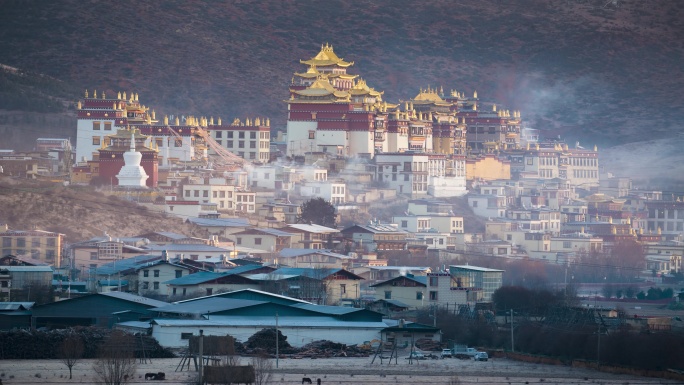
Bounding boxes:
198 329 204 385
510 309 514 353
275 312 279 369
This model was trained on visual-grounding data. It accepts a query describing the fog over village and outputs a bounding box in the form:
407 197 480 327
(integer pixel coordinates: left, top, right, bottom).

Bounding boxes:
1 1 684 384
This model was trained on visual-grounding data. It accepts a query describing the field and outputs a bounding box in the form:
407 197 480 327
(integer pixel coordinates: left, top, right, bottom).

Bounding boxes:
0 356 679 385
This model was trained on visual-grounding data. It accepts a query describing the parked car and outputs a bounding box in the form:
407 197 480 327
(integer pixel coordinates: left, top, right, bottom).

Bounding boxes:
473 352 489 361
407 351 426 360
440 349 453 358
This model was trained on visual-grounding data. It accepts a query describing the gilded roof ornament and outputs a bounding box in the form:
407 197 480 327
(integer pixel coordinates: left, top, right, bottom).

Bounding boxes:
123 91 127 100
93 90 97 98
77 101 82 109
102 91 106 99
85 89 89 98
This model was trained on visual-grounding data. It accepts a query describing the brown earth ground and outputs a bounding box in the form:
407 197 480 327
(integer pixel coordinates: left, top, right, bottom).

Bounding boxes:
0 356 679 385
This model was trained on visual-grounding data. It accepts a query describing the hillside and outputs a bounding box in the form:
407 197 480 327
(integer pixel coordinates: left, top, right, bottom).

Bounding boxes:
0 0 682 151
0 177 208 242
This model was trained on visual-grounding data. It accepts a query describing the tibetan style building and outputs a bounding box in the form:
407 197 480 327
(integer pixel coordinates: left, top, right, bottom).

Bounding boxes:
97 128 158 188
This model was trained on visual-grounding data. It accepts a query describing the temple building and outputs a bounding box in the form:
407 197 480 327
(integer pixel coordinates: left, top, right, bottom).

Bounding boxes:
286 44 392 158
97 128 159 188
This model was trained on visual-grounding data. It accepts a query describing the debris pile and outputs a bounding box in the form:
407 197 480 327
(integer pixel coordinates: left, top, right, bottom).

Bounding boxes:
414 338 443 352
292 340 370 358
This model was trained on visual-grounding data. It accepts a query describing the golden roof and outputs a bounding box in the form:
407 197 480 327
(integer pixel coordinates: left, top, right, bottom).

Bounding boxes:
107 127 148 140
292 76 349 98
295 65 322 79
348 78 383 98
300 43 354 67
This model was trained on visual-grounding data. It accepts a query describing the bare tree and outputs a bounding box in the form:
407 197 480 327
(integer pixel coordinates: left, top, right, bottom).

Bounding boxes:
251 354 273 385
92 330 137 385
59 331 84 379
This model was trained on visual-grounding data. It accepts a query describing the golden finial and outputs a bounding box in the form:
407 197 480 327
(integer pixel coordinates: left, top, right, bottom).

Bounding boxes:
93 90 97 98
175 116 180 126
135 93 139 101
85 89 89 98
535 143 540 150
594 145 597 151
526 143 530 151
152 110 156 120
255 117 261 126
473 103 477 111
218 117 222 125
473 90 477 99
146 115 152 124
102 91 106 99
123 91 127 100
164 116 169 125
117 91 121 100
266 118 270 127
113 102 116 110
658 227 662 235
493 104 497 112
210 116 214 125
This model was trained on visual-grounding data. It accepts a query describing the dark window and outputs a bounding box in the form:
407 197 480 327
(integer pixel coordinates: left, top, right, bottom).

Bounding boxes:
181 333 193 340
384 290 392 299
429 291 438 300
143 270 149 277
153 270 160 277
175 270 183 278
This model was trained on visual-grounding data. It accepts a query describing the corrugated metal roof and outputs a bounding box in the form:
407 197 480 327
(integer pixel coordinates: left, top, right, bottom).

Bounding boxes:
164 271 224 285
450 265 504 272
245 273 299 281
278 248 351 259
290 303 361 315
96 255 162 275
100 292 169 308
152 297 264 315
143 244 232 252
151 315 387 328
0 302 34 311
1 266 53 272
188 217 250 227
286 224 339 233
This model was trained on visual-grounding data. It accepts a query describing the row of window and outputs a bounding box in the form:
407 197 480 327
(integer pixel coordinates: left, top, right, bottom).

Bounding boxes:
215 131 268 139
1 249 55 259
92 122 112 130
383 290 439 301
2 237 57 247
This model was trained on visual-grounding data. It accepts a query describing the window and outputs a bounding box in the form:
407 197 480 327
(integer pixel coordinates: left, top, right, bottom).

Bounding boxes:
175 139 182 147
429 291 438 301
92 137 101 145
206 288 213 295
215 131 222 138
172 288 177 295
340 284 346 294
143 270 149 277
181 333 193 340
250 132 256 139
1 238 10 247
308 131 315 139
46 238 56 247
254 238 262 245
239 141 245 148
142 282 149 290
153 270 160 277
401 220 408 228
227 131 234 138
16 238 25 247
472 201 478 208
153 282 159 290
90 252 98 260
527 158 534 165
104 122 112 131
416 292 423 300
236 237 242 245
31 238 40 247
203 190 208 197
563 241 572 249
227 140 234 147
250 141 256 148
93 121 101 130
239 132 245 139
384 290 392 299
175 270 183 278
429 276 438 286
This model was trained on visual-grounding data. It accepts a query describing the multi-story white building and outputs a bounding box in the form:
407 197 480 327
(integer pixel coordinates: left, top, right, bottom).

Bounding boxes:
299 180 346 205
207 119 271 163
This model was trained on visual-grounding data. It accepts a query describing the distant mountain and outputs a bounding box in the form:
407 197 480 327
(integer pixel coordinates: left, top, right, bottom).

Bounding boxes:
0 0 682 150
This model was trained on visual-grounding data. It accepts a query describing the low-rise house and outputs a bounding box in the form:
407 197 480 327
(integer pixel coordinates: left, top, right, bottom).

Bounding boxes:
449 265 504 302
165 201 219 218
275 248 352 269
136 259 201 297
231 228 294 253
186 217 252 238
341 223 408 252
164 265 272 298
283 224 339 250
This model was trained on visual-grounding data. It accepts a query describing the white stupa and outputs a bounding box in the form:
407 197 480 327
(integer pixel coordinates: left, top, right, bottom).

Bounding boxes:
116 133 149 187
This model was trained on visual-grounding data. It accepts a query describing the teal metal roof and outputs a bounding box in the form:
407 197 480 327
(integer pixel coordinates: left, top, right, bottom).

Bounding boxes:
290 303 361 315
151 297 265 316
164 271 224 285
369 274 427 288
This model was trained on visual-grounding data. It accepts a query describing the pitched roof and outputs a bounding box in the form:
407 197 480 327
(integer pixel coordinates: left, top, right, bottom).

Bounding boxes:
151 297 264 315
100 292 169 308
286 224 339 233
187 217 251 228
96 255 162 275
369 274 427 288
278 248 351 259
233 228 294 237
